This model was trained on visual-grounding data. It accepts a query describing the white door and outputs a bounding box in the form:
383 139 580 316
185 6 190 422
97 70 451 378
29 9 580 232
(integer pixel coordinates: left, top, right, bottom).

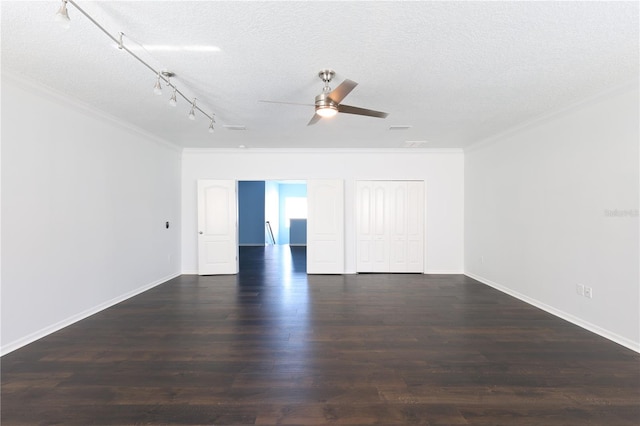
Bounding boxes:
197 179 238 275
356 181 374 271
356 181 391 272
307 179 344 274
405 181 425 272
371 181 390 272
389 182 408 272
356 180 424 273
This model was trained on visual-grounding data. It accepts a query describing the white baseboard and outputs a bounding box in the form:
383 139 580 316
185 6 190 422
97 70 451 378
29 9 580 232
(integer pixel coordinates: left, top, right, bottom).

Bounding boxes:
1 272 181 356
465 272 640 353
424 270 464 274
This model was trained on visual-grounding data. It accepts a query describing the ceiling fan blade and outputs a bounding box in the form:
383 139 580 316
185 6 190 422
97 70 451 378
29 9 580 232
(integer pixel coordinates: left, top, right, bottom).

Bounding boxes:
328 79 358 104
307 113 321 126
338 104 389 118
259 100 314 107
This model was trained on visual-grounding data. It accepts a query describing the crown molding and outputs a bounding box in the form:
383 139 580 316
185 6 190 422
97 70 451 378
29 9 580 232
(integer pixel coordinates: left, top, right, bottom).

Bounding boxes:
465 78 639 153
2 70 182 154
181 147 464 155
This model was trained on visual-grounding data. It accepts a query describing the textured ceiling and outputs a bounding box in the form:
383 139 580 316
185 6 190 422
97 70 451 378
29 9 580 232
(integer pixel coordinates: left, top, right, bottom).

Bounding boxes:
2 1 638 149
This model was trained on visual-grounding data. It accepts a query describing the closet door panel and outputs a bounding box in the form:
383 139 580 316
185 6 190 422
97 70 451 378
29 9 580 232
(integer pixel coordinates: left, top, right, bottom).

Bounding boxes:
356 182 374 272
405 181 424 272
389 182 408 272
371 182 389 272
356 180 423 273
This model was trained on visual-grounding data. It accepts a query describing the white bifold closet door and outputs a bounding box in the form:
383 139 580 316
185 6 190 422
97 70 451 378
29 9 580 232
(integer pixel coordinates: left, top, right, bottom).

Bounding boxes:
356 180 424 273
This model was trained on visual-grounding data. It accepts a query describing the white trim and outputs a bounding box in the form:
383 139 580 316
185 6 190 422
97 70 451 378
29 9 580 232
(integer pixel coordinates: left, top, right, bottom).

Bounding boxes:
182 270 199 275
2 71 181 154
424 270 464 274
465 272 640 354
0 272 181 356
182 147 464 155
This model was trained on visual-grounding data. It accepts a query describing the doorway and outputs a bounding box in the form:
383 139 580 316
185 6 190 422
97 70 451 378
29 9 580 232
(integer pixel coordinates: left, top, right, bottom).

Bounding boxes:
238 180 307 273
198 179 344 275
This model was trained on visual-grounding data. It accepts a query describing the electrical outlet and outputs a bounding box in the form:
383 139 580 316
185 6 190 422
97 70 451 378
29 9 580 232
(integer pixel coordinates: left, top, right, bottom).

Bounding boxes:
576 284 584 296
584 286 593 299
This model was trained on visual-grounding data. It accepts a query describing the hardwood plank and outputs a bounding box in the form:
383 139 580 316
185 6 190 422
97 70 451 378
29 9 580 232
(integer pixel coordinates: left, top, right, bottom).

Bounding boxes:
2 246 638 425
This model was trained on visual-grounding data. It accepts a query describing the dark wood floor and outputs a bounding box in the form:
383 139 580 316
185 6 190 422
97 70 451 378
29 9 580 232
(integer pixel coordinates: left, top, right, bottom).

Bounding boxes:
2 246 639 425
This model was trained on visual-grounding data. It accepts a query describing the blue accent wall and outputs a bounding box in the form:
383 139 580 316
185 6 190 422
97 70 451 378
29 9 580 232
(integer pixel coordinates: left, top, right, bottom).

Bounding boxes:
278 183 307 245
289 219 307 246
238 181 266 245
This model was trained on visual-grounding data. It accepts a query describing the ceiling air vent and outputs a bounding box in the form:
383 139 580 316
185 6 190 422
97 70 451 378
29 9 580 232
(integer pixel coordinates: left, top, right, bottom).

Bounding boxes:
402 140 429 148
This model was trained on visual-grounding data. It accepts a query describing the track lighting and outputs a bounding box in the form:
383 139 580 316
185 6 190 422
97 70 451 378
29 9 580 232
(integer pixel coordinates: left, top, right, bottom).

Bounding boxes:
169 88 178 106
189 99 197 120
53 0 218 137
153 74 162 95
55 0 70 29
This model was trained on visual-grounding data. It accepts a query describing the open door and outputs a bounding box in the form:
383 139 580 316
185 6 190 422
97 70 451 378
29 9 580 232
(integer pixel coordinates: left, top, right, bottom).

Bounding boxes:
307 179 344 274
197 179 238 275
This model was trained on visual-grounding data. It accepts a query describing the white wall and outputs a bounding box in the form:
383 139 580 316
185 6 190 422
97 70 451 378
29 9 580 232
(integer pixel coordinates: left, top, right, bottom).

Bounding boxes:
1 74 182 355
465 83 640 351
181 150 464 274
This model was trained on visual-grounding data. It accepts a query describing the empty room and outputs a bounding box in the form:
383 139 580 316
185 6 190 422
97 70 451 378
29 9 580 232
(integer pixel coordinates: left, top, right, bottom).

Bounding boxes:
1 1 638 425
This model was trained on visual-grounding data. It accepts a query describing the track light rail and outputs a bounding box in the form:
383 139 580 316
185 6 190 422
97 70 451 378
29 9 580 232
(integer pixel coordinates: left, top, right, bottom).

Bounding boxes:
64 0 216 126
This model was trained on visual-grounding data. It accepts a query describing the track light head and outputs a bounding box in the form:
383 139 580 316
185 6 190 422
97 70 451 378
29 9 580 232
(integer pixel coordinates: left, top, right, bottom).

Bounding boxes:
188 98 197 120
55 0 71 29
169 88 177 106
153 74 162 95
49 0 220 137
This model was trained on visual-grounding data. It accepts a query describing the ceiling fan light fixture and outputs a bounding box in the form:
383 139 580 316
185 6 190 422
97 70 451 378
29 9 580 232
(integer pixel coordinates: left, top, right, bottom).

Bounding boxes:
316 105 338 118
315 92 338 118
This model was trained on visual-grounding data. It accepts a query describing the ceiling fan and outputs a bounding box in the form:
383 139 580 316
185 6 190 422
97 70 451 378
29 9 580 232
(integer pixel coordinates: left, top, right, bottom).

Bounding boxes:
260 69 389 125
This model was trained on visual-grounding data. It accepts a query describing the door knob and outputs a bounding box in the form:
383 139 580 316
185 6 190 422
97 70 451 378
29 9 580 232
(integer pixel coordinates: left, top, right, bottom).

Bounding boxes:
199 231 203 235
